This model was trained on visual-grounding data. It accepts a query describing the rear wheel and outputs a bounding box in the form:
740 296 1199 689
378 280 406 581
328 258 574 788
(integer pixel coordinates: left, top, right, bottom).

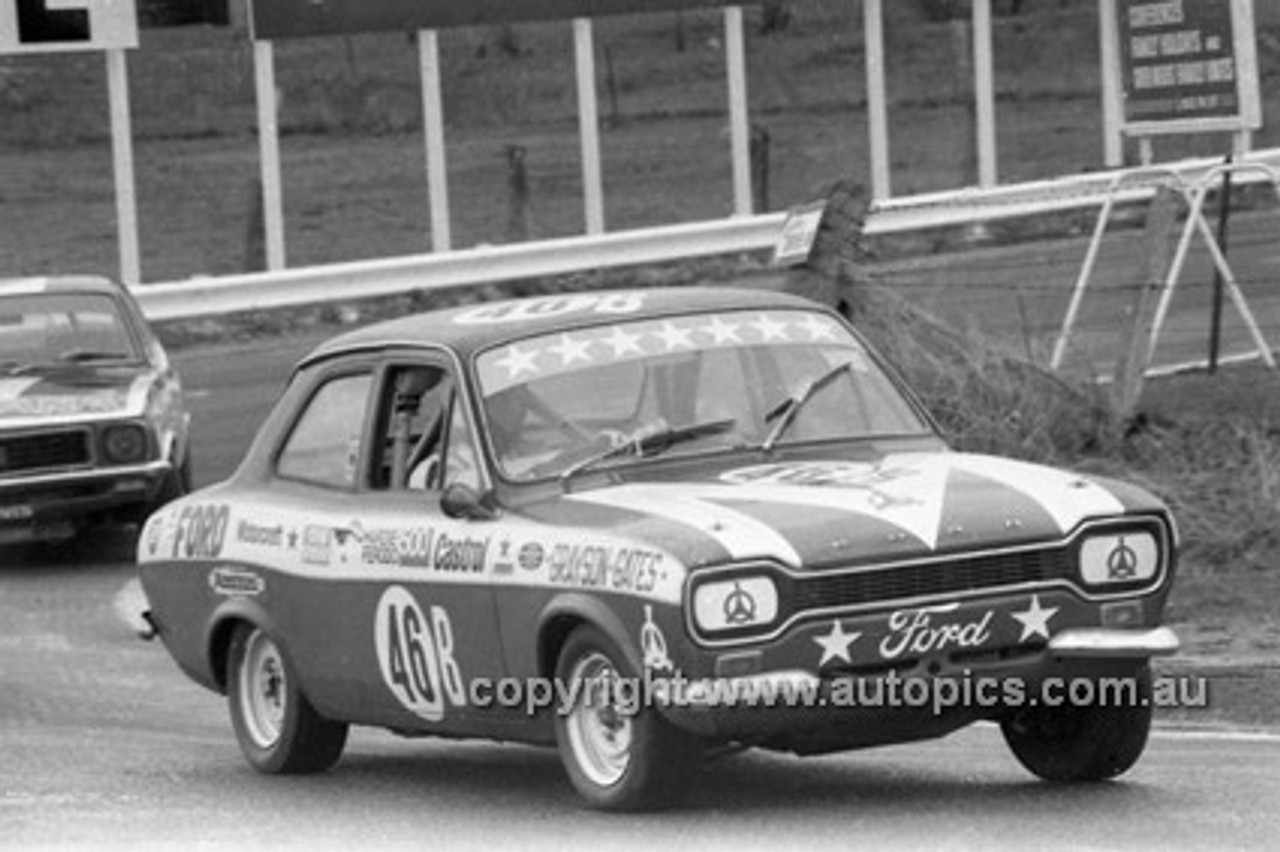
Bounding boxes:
226 624 348 774
1001 664 1152 782
553 625 701 811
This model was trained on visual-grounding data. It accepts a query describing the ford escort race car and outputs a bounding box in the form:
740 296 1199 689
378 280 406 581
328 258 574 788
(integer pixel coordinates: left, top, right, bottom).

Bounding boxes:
138 287 1178 810
1 276 190 546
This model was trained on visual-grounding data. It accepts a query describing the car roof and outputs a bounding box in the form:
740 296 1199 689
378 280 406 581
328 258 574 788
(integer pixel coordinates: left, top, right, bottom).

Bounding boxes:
299 285 827 368
0 275 127 298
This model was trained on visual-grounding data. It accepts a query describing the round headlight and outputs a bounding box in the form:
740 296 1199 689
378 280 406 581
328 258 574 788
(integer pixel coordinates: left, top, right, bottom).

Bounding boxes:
102 424 147 464
693 576 779 634
1079 531 1159 586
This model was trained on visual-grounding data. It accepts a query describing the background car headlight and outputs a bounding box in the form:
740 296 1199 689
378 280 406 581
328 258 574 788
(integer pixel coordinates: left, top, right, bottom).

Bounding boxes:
693 576 779 633
101 424 148 464
1079 531 1159 586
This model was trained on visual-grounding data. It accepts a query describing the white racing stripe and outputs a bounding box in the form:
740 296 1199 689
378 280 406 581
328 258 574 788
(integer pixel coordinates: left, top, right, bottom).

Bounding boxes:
0 377 40 401
947 454 1126 534
570 484 804 566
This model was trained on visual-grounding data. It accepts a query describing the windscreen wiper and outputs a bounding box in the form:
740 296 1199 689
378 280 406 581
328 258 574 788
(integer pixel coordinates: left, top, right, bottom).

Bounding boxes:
759 361 856 452
559 418 737 484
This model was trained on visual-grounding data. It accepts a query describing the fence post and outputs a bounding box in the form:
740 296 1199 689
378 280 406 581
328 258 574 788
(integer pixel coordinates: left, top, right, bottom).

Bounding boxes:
506 145 532 242
1111 185 1181 418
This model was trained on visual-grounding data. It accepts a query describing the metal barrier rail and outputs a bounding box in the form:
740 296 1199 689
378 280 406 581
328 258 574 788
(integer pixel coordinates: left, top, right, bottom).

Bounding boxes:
136 147 1280 323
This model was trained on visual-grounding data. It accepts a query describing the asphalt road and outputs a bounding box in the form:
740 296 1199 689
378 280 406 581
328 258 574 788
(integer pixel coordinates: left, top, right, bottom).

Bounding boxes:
3 328 1280 850
2 547 1279 850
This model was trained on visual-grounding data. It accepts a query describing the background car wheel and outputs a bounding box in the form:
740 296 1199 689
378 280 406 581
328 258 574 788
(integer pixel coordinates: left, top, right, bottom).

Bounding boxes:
553 625 701 811
155 453 192 508
1001 664 1152 782
226 624 348 774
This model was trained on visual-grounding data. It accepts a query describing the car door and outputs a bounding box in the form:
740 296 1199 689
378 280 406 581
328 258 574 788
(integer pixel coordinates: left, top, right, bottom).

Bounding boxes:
266 351 509 737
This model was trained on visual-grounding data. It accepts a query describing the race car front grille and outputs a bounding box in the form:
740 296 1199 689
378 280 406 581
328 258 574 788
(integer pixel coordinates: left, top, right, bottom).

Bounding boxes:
0 430 93 476
792 547 1073 611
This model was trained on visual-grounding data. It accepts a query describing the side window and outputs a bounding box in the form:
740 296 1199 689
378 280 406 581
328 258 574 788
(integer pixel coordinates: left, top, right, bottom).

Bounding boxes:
372 364 452 491
277 372 372 488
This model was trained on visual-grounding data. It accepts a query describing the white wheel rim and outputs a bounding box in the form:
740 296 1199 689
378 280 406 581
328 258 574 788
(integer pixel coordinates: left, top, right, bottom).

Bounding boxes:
565 651 632 788
239 630 287 749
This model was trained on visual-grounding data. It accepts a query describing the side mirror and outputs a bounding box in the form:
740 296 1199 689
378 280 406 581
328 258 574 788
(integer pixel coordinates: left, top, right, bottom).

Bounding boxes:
440 482 497 521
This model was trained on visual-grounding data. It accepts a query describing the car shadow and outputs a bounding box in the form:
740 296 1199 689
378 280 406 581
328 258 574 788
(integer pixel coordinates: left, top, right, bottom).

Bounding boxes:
314 735 1163 818
0 524 140 573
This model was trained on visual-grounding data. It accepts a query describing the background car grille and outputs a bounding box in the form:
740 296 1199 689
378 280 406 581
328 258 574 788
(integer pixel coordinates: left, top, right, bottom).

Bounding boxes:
0 430 92 476
792 547 1073 611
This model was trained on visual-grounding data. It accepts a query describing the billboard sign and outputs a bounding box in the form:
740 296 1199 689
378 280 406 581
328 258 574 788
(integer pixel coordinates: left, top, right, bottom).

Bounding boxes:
0 0 138 54
248 0 752 40
1115 0 1261 134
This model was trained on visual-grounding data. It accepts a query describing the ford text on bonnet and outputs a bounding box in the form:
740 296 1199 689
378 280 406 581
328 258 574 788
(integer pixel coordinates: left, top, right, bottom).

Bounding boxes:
138 287 1179 810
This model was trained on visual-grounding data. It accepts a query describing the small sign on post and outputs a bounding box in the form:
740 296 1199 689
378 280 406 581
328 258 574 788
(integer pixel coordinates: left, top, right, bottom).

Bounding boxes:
2 1 141 284
0 0 137 53
772 201 827 268
1107 0 1261 141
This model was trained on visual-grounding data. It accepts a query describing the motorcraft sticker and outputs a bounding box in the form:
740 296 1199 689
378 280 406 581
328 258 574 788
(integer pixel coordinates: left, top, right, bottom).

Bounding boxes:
208 566 265 598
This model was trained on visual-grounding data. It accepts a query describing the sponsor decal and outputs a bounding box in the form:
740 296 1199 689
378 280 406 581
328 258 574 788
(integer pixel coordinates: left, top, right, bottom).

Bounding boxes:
171 503 230 561
0 503 34 522
640 605 674 672
0 391 129 418
434 532 488 574
721 461 920 504
1010 595 1058 642
518 541 545 571
490 538 516 575
301 525 333 566
374 586 466 722
453 292 645 326
813 620 862 667
396 527 435 569
236 519 285 548
547 542 662 594
879 603 994 660
143 513 165 555
208 566 265 597
360 526 402 567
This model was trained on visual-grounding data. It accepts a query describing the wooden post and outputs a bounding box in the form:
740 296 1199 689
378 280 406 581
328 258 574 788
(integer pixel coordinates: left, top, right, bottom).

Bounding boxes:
1111 186 1181 418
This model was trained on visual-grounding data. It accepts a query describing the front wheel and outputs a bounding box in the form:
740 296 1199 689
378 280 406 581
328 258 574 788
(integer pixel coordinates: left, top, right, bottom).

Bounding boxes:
1001 664 1152 782
226 624 348 774
553 625 702 811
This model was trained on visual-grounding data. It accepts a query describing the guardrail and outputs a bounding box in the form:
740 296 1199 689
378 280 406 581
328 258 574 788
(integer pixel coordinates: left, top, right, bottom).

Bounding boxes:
135 147 1280 323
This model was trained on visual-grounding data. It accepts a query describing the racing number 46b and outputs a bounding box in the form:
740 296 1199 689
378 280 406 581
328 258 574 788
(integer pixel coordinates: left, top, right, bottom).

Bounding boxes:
375 586 465 722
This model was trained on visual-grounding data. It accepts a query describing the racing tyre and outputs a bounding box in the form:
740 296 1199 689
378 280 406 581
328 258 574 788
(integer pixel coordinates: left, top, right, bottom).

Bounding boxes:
226 624 348 774
1001 664 1152 782
554 625 701 811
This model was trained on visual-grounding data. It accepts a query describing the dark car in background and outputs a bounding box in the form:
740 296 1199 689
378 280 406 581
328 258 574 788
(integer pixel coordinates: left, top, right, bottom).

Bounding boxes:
0 276 190 546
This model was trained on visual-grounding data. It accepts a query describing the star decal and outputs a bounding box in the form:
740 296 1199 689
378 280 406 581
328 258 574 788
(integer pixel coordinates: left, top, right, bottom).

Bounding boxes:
752 313 789 342
549 333 592 366
1011 595 1059 642
602 325 644 358
495 344 540 379
797 314 837 341
813 620 861 667
655 321 695 351
703 316 743 345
